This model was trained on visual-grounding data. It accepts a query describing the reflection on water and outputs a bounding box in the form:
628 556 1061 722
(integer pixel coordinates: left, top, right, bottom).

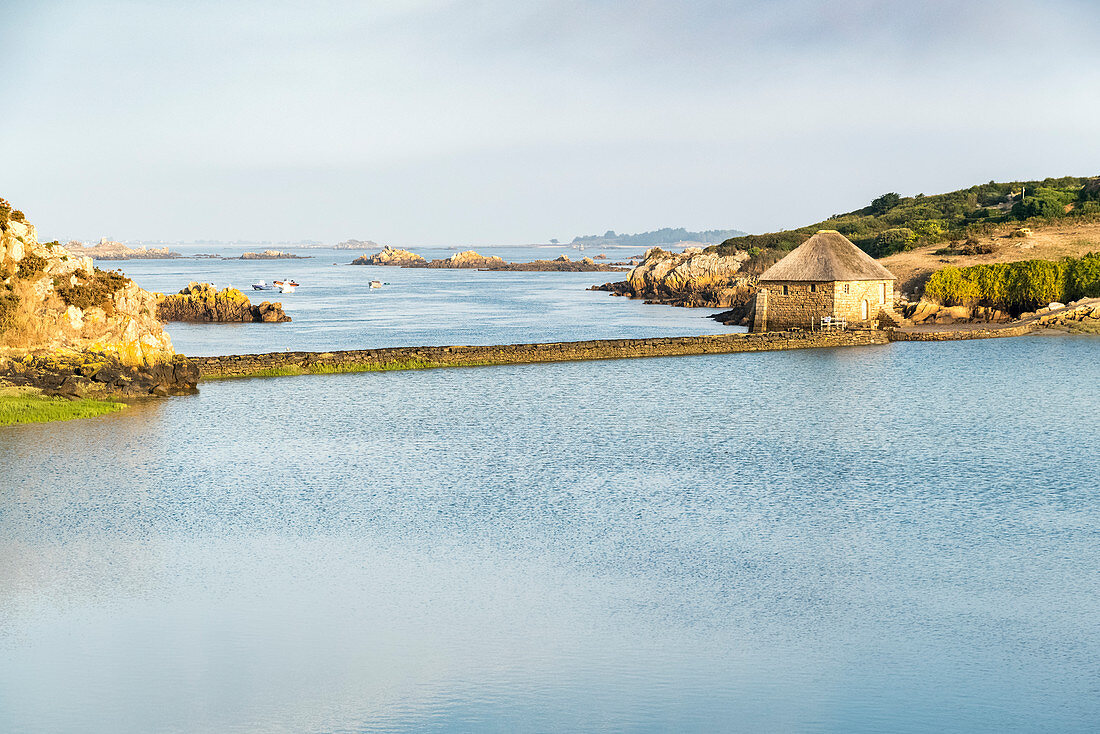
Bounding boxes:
2 336 1099 732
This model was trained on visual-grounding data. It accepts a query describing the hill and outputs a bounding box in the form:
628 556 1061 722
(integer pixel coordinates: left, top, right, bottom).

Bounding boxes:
712 175 1100 258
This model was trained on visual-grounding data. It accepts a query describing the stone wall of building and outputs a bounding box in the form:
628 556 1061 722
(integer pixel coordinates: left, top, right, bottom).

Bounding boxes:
751 281 835 331
833 279 893 324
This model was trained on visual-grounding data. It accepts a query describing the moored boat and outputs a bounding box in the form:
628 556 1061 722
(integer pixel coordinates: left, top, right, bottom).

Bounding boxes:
273 279 299 293
252 280 272 290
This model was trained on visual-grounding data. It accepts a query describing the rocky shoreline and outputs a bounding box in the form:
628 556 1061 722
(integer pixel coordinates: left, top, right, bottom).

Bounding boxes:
590 247 757 306
351 247 626 271
239 250 309 260
0 352 198 398
156 283 290 323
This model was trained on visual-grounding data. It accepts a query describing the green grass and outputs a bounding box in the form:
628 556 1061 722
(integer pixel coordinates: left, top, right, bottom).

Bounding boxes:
201 358 496 380
0 388 126 426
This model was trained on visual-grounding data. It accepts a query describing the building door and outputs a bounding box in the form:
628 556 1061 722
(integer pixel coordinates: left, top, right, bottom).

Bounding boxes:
861 299 869 320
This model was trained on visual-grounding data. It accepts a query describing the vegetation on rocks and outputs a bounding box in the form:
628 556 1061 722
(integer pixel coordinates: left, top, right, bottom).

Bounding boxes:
712 175 1100 259
924 253 1100 312
53 268 131 313
1 197 178 367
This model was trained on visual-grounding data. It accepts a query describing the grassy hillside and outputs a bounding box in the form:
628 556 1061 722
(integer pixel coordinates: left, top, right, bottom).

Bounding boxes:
712 176 1100 258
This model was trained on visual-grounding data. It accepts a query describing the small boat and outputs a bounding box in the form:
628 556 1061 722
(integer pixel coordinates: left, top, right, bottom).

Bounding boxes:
369 280 382 289
273 279 299 293
251 280 272 290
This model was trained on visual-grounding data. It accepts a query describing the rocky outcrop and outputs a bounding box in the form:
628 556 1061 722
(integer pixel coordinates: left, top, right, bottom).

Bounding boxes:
0 202 176 366
900 298 1011 325
351 248 622 271
351 247 427 266
591 247 755 307
479 255 626 272
69 239 181 260
425 250 507 269
1030 299 1100 331
0 352 198 397
0 197 196 395
239 250 308 259
156 283 290 323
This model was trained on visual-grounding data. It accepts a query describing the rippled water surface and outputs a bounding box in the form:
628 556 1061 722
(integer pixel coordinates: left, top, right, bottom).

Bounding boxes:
117 245 730 355
1 255 1098 732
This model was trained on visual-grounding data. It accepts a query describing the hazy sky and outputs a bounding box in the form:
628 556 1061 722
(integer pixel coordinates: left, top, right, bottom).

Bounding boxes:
4 0 1100 244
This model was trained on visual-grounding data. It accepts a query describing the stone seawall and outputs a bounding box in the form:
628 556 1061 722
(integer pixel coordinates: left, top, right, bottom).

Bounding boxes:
191 330 891 378
887 323 1036 341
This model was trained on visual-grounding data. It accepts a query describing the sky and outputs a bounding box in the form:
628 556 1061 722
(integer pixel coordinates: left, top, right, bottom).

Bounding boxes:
3 0 1100 245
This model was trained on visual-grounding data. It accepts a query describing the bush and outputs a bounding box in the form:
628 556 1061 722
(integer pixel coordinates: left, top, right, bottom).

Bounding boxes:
924 266 980 306
17 254 48 279
870 192 901 215
869 228 917 257
924 253 1100 312
53 268 131 313
0 286 20 332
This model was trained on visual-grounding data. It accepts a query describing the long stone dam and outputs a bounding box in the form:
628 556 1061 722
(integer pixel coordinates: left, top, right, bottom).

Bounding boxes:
190 330 891 378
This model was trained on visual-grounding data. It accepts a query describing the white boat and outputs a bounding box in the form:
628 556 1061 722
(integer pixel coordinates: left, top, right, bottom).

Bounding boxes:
369 280 382 289
251 280 272 291
273 279 299 293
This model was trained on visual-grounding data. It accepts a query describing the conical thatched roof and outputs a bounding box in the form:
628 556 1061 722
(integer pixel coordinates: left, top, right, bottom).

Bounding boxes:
758 230 895 282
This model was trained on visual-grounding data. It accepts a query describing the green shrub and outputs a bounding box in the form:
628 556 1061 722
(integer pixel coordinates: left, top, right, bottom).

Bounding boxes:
17 253 48 279
0 286 20 331
924 253 1100 312
868 228 917 257
870 192 901 215
53 268 131 312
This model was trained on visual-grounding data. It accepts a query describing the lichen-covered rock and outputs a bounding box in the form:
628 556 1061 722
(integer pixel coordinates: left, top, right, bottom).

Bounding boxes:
156 283 290 323
351 247 427 266
591 247 753 306
426 251 507 269
0 207 175 366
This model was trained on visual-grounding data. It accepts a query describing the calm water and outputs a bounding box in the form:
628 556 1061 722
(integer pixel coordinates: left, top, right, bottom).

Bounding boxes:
117 245 727 355
1 255 1098 732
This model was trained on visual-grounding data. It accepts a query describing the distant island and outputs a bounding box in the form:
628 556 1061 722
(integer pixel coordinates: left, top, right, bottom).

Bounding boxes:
334 239 379 250
569 227 747 248
239 250 310 260
68 238 181 260
351 247 626 272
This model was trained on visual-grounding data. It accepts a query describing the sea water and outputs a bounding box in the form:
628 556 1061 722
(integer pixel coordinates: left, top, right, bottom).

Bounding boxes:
1 252 1098 733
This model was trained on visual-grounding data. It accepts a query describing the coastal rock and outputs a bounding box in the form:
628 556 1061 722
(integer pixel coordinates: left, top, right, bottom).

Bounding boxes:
0 351 198 398
156 283 290 323
67 238 180 260
904 298 1011 325
351 246 427 267
591 247 753 307
350 247 624 271
0 203 176 367
426 250 507 269
239 250 308 260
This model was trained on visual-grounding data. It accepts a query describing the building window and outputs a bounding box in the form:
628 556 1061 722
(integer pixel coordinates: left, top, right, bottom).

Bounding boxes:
882 283 888 302
810 284 816 293
783 285 788 295
843 284 850 294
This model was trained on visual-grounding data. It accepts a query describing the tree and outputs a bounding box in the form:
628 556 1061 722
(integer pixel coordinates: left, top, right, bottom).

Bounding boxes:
549 238 559 244
870 192 901 215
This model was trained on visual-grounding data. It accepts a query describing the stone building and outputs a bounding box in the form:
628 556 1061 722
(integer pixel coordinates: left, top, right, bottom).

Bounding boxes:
749 230 896 332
